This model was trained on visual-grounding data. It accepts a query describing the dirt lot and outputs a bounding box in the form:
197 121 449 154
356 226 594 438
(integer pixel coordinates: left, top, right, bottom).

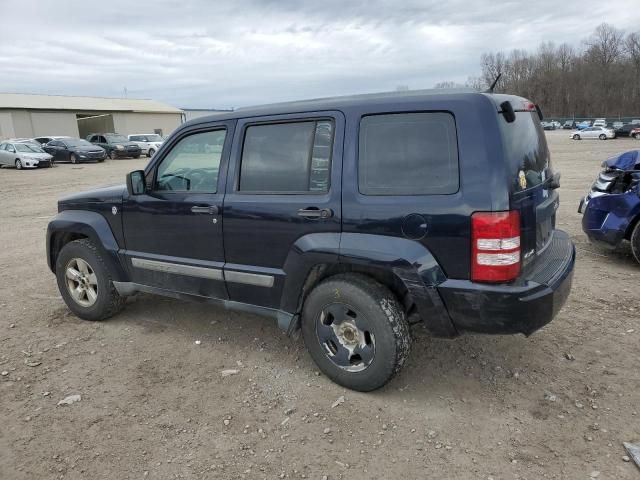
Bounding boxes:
0 132 639 480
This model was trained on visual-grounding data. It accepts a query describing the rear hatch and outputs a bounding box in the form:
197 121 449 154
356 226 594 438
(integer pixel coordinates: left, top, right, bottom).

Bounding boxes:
496 100 558 272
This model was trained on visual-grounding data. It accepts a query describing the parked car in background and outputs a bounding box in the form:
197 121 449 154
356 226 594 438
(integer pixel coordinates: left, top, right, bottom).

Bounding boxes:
86 133 142 159
631 127 640 140
128 134 164 157
34 136 72 145
614 124 636 137
593 118 607 128
570 126 615 140
563 120 577 129
11 138 46 150
631 119 640 125
551 120 562 129
43 138 106 164
541 121 555 130
46 90 574 391
613 121 624 130
0 140 52 169
577 121 592 129
579 150 640 264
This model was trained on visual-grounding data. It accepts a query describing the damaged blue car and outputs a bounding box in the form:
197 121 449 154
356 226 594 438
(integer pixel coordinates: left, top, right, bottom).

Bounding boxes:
579 150 640 263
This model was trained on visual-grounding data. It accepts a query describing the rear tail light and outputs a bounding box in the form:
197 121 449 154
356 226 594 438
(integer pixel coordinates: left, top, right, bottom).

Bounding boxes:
471 211 521 282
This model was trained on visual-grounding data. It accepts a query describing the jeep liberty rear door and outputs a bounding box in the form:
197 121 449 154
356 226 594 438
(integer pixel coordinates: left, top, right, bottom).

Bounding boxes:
222 111 344 309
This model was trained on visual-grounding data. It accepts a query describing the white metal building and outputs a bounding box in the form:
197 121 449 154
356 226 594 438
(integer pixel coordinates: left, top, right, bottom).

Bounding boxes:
0 93 184 140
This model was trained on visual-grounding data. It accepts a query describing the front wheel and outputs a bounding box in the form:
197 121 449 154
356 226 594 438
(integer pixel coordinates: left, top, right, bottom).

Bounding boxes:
634 133 640 140
599 134 607 140
15 159 23 170
301 274 411 391
148 148 155 157
133 154 140 159
573 134 580 140
109 150 118 160
70 154 78 164
55 239 124 321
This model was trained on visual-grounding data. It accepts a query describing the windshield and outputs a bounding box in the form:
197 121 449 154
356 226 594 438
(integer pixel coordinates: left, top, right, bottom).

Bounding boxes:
107 135 129 143
15 144 42 153
499 111 551 191
65 139 93 147
145 134 163 142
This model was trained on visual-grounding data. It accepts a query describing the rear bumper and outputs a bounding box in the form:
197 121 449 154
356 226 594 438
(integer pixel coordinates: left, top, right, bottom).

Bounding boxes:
437 230 575 336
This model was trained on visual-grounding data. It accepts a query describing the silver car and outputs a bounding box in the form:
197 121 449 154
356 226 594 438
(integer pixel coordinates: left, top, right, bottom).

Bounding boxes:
570 126 616 140
0 141 53 169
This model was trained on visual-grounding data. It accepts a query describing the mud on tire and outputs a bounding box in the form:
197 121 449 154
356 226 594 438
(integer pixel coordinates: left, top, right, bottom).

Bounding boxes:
301 273 411 391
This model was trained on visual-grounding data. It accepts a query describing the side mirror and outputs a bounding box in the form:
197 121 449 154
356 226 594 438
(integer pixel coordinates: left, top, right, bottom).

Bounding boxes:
126 170 146 195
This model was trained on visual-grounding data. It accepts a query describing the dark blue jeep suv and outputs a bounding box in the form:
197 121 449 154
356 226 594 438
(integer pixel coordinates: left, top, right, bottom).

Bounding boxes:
46 89 575 391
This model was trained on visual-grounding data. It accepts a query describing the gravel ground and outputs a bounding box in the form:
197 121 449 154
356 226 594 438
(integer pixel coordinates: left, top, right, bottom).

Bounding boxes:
0 131 639 479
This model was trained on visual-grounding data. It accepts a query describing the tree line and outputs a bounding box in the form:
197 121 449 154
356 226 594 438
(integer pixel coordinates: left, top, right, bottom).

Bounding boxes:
438 23 640 119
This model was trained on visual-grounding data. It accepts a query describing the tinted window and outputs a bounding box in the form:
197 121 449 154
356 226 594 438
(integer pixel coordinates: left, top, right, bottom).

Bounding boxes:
155 130 226 192
358 112 459 195
498 111 550 191
48 140 62 147
239 120 333 193
0 143 6 150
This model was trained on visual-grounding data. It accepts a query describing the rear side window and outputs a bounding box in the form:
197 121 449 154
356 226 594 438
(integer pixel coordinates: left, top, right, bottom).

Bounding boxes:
239 120 333 193
358 112 459 195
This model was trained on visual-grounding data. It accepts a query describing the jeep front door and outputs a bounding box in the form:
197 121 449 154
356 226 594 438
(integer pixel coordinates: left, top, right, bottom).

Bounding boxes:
122 124 233 299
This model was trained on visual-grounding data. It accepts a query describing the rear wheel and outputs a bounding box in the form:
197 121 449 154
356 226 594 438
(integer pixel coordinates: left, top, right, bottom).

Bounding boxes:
599 134 607 140
301 274 410 391
573 134 580 140
55 239 124 321
631 221 640 265
133 154 140 159
15 159 22 170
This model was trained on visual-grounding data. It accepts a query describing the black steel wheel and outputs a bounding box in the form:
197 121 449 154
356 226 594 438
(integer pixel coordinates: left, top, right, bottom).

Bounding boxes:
301 274 410 391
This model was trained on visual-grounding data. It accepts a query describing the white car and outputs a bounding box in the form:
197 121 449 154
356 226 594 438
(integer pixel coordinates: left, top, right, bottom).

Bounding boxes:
128 134 164 157
593 118 607 128
0 140 53 169
570 127 616 140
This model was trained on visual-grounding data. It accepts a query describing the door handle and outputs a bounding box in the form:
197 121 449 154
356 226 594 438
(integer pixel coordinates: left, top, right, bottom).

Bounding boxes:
191 205 219 215
297 208 333 219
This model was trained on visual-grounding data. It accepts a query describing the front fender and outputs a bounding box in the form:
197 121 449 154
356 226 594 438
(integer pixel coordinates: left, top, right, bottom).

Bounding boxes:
46 210 128 281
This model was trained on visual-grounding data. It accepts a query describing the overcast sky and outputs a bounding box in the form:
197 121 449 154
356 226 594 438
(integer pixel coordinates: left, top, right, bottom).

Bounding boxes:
0 1 637 109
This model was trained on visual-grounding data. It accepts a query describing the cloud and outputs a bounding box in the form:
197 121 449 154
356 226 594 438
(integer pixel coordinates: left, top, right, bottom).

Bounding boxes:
0 0 637 108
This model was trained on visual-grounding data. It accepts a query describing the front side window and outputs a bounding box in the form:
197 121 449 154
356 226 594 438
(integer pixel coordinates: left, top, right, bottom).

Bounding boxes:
239 120 333 193
358 112 459 195
154 129 226 192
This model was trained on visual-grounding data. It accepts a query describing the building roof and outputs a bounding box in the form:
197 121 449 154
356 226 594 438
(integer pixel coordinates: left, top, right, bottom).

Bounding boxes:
0 93 183 114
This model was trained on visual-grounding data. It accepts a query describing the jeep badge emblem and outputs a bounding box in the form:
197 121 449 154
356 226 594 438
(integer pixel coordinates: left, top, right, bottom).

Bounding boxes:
518 170 527 190
112 206 118 215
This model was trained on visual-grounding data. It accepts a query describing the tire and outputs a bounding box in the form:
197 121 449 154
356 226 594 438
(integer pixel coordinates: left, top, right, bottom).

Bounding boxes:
148 148 155 158
634 133 640 140
599 134 606 140
70 154 78 164
631 221 640 265
15 159 22 170
133 154 140 159
55 239 125 321
301 274 411 391
109 150 118 160
573 134 580 140
98 159 105 163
